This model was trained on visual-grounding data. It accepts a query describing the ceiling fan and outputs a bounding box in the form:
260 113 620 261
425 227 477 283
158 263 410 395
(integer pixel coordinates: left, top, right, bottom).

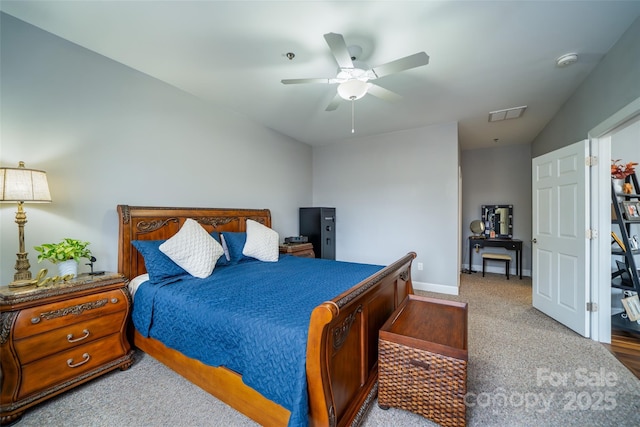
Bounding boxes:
281 32 429 112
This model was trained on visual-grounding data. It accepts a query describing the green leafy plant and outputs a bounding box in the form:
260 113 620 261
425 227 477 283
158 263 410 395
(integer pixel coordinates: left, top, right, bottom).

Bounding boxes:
34 238 92 264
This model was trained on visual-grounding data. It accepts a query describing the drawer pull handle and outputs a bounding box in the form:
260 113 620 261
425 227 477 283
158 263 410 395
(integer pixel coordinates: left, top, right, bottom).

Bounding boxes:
409 359 430 370
67 353 90 368
67 329 90 343
110 297 119 304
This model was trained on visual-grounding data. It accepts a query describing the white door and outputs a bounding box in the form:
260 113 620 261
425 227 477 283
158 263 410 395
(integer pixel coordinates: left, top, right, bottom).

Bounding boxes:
532 140 590 337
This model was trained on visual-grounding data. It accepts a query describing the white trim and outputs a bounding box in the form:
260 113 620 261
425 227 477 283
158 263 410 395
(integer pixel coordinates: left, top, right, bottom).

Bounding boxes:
587 96 640 344
589 135 612 343
589 98 640 138
458 165 462 290
413 281 459 295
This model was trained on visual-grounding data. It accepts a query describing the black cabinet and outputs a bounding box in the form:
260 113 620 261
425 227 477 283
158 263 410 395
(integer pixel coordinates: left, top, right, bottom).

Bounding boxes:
300 207 336 260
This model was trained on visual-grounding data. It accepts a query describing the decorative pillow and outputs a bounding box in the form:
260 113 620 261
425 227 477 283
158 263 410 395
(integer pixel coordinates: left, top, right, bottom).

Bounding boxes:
220 232 249 264
242 219 279 262
132 240 187 284
218 233 231 262
159 218 224 278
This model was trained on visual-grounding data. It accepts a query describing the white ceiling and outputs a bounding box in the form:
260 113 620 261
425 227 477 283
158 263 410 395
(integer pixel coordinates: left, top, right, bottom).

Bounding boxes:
2 1 640 150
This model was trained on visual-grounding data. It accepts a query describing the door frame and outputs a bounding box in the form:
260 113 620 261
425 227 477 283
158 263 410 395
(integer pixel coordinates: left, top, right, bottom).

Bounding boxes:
588 97 640 343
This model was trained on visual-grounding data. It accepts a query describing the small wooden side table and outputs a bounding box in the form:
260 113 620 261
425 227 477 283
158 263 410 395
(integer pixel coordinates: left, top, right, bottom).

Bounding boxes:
0 272 134 424
279 243 315 258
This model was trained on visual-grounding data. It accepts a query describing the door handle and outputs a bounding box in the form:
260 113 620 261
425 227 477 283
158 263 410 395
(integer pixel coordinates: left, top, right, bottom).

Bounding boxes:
532 238 537 244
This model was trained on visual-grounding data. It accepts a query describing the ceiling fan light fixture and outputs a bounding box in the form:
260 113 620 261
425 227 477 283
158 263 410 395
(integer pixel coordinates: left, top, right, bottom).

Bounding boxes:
337 66 367 80
337 79 368 101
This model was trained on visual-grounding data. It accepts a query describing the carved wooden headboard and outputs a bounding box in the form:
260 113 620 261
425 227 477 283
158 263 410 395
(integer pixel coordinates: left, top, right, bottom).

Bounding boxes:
117 205 271 280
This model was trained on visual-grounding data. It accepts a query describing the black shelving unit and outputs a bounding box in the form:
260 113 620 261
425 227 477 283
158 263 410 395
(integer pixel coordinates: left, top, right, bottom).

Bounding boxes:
611 172 640 333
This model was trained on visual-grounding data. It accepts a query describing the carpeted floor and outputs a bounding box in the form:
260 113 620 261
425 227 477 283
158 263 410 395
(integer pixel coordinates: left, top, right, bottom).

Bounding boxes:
16 273 640 426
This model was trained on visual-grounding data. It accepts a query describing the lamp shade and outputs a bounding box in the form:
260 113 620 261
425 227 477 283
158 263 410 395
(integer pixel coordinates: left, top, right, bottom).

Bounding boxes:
0 161 51 202
337 79 368 101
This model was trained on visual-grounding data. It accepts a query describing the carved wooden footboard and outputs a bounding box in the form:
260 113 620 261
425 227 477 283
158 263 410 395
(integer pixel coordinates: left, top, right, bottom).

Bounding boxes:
306 252 415 427
117 205 415 427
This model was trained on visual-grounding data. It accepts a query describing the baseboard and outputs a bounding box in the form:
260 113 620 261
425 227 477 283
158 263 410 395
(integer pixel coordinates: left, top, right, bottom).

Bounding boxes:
412 281 459 295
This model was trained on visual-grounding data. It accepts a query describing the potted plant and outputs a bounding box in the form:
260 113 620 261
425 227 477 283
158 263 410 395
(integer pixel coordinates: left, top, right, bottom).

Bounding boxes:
34 238 92 277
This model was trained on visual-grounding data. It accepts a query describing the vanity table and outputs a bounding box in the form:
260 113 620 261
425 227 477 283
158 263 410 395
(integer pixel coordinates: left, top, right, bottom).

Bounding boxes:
468 237 523 279
468 204 522 279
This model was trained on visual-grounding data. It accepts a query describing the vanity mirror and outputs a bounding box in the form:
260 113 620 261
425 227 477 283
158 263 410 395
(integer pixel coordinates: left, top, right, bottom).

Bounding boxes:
481 204 513 238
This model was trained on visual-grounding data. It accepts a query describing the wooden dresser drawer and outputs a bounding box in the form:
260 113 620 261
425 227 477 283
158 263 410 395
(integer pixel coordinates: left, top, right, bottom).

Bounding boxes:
14 311 127 364
18 333 128 400
1 273 134 423
13 288 127 339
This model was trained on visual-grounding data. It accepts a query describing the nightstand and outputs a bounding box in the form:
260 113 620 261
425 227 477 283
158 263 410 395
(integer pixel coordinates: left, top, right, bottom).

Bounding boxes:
0 272 134 424
279 243 315 258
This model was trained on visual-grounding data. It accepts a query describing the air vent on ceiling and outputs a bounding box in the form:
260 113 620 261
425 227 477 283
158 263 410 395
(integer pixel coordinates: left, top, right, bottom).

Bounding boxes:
488 106 527 122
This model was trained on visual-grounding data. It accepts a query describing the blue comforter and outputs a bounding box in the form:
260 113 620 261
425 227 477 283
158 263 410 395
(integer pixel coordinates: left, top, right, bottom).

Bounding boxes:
132 255 383 427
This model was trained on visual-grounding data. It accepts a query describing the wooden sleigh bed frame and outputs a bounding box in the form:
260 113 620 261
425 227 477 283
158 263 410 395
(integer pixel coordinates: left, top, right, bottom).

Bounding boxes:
117 205 415 427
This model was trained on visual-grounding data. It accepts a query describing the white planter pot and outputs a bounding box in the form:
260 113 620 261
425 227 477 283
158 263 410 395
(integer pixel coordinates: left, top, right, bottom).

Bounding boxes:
58 260 78 278
612 178 624 202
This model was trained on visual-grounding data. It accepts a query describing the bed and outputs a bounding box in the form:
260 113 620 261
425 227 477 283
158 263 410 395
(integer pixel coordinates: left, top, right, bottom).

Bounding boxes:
117 205 415 427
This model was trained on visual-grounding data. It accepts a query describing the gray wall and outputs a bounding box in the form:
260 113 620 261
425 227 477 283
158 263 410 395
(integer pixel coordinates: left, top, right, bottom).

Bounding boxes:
532 16 640 157
5 12 635 290
312 123 460 292
611 116 640 162
461 143 532 275
0 13 312 283
1 14 463 291
479 16 640 278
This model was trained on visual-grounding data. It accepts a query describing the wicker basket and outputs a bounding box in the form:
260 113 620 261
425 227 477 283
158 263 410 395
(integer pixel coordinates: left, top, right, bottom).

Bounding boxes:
378 339 467 426
378 295 468 427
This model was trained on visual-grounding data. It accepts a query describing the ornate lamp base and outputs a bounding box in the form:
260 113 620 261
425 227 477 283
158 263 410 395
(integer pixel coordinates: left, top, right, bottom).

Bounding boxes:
14 251 32 280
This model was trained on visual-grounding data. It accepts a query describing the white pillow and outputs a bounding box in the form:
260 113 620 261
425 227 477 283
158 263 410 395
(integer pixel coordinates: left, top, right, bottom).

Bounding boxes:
219 233 231 262
159 218 224 278
242 219 279 262
128 274 149 300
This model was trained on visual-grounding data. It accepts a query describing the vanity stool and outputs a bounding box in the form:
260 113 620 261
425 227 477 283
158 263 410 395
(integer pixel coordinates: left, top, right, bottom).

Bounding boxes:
482 253 511 279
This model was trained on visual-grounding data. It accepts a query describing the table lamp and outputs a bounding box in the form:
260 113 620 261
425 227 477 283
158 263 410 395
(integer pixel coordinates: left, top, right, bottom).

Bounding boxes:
0 161 52 287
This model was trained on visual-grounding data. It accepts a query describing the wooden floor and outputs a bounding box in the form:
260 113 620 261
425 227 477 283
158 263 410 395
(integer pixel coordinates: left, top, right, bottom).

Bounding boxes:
604 329 640 379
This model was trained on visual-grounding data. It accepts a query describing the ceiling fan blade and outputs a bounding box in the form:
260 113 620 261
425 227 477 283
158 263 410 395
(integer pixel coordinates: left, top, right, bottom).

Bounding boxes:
367 84 402 102
324 32 354 69
370 52 429 78
325 94 341 111
281 78 332 85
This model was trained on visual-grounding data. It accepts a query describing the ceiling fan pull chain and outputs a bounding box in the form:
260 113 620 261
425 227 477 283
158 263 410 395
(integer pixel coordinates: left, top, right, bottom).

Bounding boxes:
351 99 355 133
